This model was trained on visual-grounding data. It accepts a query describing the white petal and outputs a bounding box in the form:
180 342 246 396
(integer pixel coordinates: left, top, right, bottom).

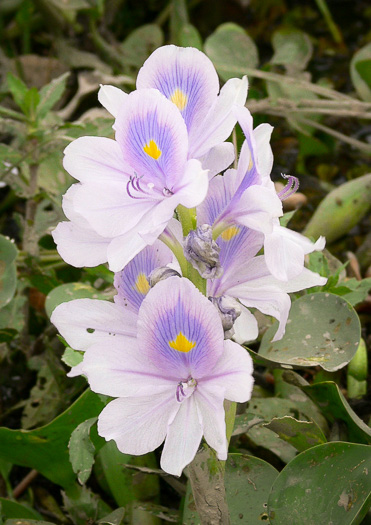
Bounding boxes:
98 394 179 456
63 136 130 184
265 224 326 281
98 84 128 118
72 181 154 238
194 385 228 460
52 221 110 268
51 299 137 351
234 186 283 233
198 142 235 179
177 159 209 208
254 123 274 180
232 305 259 344
190 76 248 158
160 397 203 476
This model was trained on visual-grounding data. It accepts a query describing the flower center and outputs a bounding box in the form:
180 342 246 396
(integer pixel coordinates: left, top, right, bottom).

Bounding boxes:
169 331 196 353
170 88 188 111
176 377 197 402
143 139 162 160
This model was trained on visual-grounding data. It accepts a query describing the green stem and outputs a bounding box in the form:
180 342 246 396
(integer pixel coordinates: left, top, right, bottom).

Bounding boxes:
314 0 344 45
176 204 196 236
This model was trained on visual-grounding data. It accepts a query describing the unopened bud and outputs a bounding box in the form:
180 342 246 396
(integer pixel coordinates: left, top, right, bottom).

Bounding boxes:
209 295 241 339
184 224 223 279
148 266 181 287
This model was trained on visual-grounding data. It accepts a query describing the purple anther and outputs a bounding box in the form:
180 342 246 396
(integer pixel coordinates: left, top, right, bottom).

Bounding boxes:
176 382 186 402
277 174 299 201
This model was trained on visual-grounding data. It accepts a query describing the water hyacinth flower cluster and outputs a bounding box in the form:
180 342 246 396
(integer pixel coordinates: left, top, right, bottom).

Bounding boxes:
51 45 327 476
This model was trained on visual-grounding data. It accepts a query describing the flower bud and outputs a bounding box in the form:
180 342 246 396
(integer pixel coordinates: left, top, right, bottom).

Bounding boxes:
148 267 181 287
209 295 241 339
184 224 223 279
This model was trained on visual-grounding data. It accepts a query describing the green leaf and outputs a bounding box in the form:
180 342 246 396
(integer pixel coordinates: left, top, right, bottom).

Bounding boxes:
69 418 97 484
0 389 106 488
263 416 327 452
205 23 258 81
62 347 83 368
4 518 55 525
183 455 279 524
23 87 40 121
328 277 371 306
45 283 109 318
304 173 371 243
259 293 361 371
350 43 371 102
0 499 43 521
302 381 371 445
97 508 125 525
178 24 202 49
268 442 371 524
37 72 69 120
0 235 17 309
62 485 112 525
6 73 28 113
271 29 313 71
234 391 327 462
120 24 163 69
170 0 189 45
94 442 159 508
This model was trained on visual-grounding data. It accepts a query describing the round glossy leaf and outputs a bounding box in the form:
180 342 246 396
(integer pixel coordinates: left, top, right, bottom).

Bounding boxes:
183 455 278 524
268 442 371 525
259 293 361 371
205 23 258 81
0 235 17 309
350 43 371 102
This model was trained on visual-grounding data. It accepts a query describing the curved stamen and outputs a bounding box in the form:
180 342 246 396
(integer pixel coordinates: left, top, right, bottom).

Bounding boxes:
176 377 197 403
126 173 173 201
277 173 299 201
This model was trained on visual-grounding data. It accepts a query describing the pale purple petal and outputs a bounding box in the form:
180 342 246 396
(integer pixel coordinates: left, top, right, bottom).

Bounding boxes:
98 394 179 456
114 241 173 312
208 226 264 297
197 169 240 226
218 185 282 234
137 45 219 140
98 84 128 118
190 76 248 158
114 88 189 191
63 136 130 184
202 340 254 402
161 397 203 476
194 385 228 460
51 298 137 351
137 277 225 379
81 338 177 397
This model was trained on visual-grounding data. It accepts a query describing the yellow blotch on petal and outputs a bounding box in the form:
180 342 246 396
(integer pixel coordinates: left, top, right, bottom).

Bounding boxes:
169 331 196 353
221 226 240 241
170 88 188 111
143 139 162 160
134 273 150 295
